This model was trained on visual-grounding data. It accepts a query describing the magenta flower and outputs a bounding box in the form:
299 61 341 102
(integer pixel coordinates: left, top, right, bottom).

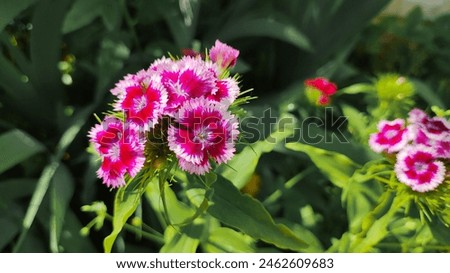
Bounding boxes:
369 119 410 154
161 57 217 115
89 117 145 188
209 40 240 70
110 69 151 97
207 78 240 105
168 98 239 175
117 74 168 130
395 145 446 192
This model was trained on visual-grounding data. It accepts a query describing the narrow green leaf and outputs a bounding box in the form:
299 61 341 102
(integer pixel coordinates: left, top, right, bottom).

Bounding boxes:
339 83 375 95
0 130 45 175
50 163 75 253
219 129 293 189
219 18 311 51
208 175 308 251
13 160 60 252
0 179 36 202
103 178 145 253
412 79 446 108
0 0 37 31
30 0 71 107
62 0 104 34
285 142 360 188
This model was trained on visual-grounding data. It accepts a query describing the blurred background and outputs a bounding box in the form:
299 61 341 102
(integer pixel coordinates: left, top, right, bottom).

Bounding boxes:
0 0 449 252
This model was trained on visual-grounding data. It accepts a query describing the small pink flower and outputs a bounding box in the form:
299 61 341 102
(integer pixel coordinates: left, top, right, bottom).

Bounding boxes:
408 108 450 141
408 108 428 124
168 97 239 175
207 78 240 105
209 40 239 70
161 56 217 114
369 119 410 153
89 117 145 188
117 74 168 130
110 69 151 97
395 145 446 192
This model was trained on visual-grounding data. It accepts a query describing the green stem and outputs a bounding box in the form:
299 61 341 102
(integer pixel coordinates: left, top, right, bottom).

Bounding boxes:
350 192 408 252
105 214 164 245
120 0 141 51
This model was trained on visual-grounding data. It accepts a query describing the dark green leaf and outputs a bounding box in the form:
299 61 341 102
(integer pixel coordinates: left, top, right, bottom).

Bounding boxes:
0 0 37 31
0 130 45 175
218 17 311 51
50 163 75 252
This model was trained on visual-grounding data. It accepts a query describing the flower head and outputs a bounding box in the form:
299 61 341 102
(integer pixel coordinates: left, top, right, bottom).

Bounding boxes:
304 77 337 106
395 145 446 192
168 97 239 175
89 117 145 188
160 56 218 115
209 40 240 71
116 74 168 130
369 119 409 153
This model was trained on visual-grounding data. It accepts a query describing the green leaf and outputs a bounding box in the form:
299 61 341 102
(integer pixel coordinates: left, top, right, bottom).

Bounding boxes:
411 79 446 108
0 0 37 32
276 219 324 253
62 0 104 34
219 129 293 189
285 142 360 188
160 223 202 253
0 130 45 175
103 178 145 253
50 163 75 253
0 179 36 203
203 227 255 253
218 17 311 51
339 83 375 95
30 0 71 108
208 175 308 251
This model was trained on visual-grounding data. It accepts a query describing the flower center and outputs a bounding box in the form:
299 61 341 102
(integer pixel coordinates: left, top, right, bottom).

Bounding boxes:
413 162 427 173
133 96 147 112
194 127 211 149
385 129 397 139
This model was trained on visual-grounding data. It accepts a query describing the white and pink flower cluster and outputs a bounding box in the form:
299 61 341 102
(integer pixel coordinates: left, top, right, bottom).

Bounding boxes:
369 109 450 192
89 40 241 188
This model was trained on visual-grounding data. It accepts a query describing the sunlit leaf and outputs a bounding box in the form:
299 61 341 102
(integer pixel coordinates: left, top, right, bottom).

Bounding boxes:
208 175 308 251
285 142 360 188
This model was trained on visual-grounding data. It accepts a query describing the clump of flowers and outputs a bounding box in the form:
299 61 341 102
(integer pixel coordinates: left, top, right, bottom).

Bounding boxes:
369 108 449 193
304 77 337 106
89 40 243 188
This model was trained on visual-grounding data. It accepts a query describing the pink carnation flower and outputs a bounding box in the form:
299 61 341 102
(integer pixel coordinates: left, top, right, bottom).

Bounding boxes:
304 77 337 106
161 56 218 115
209 40 240 70
395 145 446 192
369 119 409 154
117 74 168 130
168 97 239 175
110 69 151 97
207 78 240 105
88 117 145 188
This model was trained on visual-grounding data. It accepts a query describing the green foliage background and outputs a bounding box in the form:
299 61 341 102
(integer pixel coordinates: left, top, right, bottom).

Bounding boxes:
0 0 448 252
